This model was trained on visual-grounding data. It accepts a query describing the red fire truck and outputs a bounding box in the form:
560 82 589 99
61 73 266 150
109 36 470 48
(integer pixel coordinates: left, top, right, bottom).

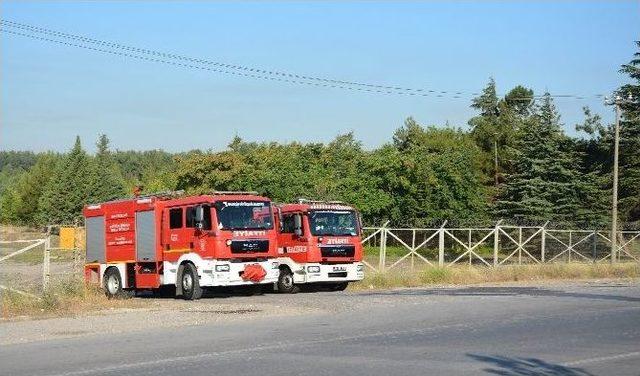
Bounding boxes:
274 199 364 293
83 191 280 300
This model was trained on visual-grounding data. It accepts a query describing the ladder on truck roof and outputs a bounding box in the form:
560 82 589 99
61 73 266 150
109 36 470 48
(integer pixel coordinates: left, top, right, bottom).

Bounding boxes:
135 190 185 200
297 198 345 205
211 190 259 196
86 190 186 206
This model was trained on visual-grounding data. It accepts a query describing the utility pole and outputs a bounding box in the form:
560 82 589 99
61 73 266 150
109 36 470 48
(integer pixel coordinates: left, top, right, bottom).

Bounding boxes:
611 98 620 263
607 93 633 263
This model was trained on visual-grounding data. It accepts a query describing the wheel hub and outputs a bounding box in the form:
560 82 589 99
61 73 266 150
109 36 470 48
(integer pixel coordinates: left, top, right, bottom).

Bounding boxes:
107 275 118 294
282 274 293 288
183 273 193 292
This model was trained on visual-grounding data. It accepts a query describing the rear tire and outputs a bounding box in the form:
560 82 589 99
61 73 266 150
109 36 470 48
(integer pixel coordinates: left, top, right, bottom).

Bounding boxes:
277 268 299 294
331 282 349 291
179 263 203 300
103 267 124 299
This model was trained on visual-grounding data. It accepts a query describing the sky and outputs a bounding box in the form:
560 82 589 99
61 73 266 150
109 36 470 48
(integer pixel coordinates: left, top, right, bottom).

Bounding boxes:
1 1 638 153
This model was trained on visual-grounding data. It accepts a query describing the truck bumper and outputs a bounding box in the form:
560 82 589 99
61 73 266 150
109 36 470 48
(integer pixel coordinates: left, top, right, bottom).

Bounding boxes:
199 259 280 287
278 259 364 284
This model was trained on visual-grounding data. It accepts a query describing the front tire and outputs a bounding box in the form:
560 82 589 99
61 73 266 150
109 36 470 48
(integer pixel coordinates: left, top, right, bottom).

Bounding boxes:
180 263 203 300
277 268 299 294
103 267 124 299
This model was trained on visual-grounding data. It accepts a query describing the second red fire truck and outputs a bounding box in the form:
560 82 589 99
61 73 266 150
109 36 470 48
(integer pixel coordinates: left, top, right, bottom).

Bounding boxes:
275 199 365 293
84 191 280 300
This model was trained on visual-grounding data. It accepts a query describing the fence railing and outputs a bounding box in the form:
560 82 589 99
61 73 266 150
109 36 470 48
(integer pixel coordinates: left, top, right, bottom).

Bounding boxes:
2 223 639 298
0 237 50 298
1 230 83 298
361 224 640 272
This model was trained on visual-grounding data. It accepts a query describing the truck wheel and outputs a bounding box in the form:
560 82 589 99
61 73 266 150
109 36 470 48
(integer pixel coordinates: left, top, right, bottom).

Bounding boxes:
332 282 349 291
180 263 203 300
277 268 299 294
104 267 124 299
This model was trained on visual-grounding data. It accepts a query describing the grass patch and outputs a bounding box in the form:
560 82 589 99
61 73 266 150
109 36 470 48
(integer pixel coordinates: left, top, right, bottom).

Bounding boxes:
5 247 77 264
352 262 640 290
1 278 145 319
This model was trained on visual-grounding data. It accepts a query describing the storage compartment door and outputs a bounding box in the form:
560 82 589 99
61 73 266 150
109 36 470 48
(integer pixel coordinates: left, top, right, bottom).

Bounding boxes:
135 211 157 261
86 216 106 263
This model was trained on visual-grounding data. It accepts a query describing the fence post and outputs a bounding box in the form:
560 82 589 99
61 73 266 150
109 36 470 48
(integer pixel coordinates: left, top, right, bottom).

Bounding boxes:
518 227 523 265
468 229 472 265
411 229 416 271
493 220 502 266
438 221 447 267
592 231 597 262
378 227 386 272
568 231 572 263
541 228 546 263
540 221 549 263
43 234 51 292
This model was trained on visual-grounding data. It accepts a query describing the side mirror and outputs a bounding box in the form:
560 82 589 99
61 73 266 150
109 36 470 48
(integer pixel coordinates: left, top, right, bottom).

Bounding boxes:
294 214 303 237
195 206 204 228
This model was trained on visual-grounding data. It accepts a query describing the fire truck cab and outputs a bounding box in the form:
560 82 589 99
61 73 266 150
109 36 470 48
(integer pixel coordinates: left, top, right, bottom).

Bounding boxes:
83 191 280 300
275 200 364 293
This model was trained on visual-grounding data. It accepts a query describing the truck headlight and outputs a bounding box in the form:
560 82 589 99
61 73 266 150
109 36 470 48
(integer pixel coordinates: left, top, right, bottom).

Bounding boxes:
271 261 279 269
357 264 364 272
226 239 232 246
307 266 320 273
215 264 230 272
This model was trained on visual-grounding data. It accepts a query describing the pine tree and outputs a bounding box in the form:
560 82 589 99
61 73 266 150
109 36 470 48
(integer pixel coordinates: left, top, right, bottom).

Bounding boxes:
497 93 585 223
471 77 499 117
88 134 126 203
38 136 92 224
9 153 59 225
617 41 640 222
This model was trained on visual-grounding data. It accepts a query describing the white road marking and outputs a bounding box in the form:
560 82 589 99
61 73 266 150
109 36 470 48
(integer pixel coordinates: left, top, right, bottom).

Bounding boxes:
563 351 640 366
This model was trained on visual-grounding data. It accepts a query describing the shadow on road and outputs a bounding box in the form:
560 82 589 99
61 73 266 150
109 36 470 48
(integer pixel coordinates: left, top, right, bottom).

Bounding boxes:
357 286 640 303
467 353 594 376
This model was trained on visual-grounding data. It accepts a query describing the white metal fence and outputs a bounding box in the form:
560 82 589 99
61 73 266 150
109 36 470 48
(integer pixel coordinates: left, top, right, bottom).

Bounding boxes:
361 223 640 272
1 223 638 298
0 231 83 298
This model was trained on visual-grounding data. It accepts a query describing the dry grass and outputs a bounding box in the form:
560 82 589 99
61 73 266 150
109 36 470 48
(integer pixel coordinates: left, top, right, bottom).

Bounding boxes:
353 262 640 290
1 278 146 319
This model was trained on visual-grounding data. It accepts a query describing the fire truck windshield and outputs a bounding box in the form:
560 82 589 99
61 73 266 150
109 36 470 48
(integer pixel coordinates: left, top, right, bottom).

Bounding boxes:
214 201 274 230
309 210 358 236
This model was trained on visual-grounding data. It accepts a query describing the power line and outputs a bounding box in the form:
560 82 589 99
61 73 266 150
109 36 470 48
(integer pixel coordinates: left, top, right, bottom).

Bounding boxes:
2 19 439 95
0 19 475 98
0 18 607 101
0 28 415 98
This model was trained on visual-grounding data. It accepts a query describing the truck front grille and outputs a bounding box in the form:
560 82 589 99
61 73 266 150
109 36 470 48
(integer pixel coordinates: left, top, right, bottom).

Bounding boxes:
320 245 355 258
230 239 269 253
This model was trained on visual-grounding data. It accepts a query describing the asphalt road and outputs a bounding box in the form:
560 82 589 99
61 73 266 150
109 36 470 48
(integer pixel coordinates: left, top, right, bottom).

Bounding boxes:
2 282 640 376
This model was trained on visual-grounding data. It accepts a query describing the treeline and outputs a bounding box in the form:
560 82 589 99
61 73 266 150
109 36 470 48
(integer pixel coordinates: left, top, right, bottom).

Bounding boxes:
1 43 639 228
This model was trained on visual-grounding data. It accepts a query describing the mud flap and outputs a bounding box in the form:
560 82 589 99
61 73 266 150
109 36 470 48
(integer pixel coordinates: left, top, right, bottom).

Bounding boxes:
175 264 185 297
